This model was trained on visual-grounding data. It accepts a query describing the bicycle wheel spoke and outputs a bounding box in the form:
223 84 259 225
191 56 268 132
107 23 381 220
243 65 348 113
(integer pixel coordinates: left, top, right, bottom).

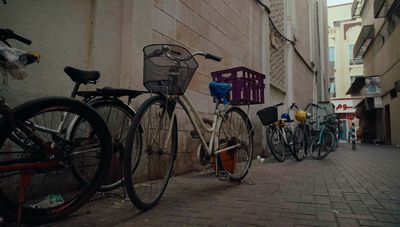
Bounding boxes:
0 98 112 224
124 96 176 210
218 107 253 181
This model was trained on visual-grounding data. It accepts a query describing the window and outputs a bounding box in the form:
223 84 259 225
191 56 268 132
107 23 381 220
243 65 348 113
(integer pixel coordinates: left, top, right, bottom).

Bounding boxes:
348 44 354 64
329 78 336 98
349 44 363 65
328 47 335 63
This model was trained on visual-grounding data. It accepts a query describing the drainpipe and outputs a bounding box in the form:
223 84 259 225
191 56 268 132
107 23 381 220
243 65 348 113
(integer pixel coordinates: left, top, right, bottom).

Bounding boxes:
260 0 271 155
285 0 294 106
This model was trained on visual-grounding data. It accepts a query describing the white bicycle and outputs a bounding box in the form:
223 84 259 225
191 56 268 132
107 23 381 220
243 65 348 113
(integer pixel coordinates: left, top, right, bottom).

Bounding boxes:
123 44 261 210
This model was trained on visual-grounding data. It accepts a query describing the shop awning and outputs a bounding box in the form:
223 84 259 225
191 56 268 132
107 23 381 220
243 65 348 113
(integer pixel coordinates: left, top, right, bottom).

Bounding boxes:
346 77 366 96
353 25 374 59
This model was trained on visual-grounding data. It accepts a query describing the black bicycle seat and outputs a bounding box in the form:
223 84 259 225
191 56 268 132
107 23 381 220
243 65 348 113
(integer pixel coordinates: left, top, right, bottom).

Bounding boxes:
64 66 100 84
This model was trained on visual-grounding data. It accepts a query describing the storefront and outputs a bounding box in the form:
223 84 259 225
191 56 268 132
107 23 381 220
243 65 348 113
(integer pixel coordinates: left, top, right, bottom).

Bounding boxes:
330 98 363 141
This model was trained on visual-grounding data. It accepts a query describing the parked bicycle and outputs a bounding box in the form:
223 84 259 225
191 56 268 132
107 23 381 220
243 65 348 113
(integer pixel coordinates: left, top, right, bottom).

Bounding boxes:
257 103 302 162
66 68 146 191
291 102 339 160
292 103 317 160
0 29 112 225
307 104 338 159
123 44 259 211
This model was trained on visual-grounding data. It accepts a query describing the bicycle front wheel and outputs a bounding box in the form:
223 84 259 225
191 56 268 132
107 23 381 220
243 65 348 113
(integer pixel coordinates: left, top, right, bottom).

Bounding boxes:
123 95 177 211
310 129 335 160
218 107 253 182
0 97 112 224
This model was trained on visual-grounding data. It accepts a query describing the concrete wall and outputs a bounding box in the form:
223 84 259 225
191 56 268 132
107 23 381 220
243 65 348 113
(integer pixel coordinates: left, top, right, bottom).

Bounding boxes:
327 3 352 27
0 0 330 172
328 3 363 99
359 1 400 145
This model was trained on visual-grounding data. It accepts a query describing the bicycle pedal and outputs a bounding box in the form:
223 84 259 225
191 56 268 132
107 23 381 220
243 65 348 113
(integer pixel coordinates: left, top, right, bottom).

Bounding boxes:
217 171 230 181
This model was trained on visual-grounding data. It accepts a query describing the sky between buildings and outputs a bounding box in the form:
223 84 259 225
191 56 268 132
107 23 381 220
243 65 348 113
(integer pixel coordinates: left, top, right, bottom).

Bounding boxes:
327 0 353 6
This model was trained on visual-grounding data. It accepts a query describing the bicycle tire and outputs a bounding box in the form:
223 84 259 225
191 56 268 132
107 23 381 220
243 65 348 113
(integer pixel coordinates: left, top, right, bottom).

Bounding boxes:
293 126 305 161
0 97 112 224
123 95 177 211
267 126 286 162
218 107 253 182
310 129 335 160
69 99 136 191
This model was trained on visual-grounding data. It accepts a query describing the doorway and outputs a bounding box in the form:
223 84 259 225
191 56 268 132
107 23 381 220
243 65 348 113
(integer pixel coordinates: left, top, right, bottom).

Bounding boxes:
339 120 347 140
385 105 391 144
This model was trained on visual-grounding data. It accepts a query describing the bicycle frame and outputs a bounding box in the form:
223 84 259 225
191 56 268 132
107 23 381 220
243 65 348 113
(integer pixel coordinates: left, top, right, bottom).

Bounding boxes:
163 94 246 157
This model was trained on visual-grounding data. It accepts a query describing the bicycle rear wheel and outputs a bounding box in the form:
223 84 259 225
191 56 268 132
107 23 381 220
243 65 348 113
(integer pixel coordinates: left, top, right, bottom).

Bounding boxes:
123 95 177 211
70 99 136 191
267 127 286 162
310 129 335 160
0 97 112 224
218 107 253 182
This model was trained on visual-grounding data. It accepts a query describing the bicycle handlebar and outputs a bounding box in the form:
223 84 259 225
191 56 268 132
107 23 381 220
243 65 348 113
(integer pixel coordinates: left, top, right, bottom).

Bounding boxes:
149 46 222 63
274 102 284 107
0 28 32 45
205 53 222 62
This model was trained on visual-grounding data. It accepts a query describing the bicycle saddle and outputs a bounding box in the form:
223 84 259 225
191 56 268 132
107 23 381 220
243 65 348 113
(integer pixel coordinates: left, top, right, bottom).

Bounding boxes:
64 66 100 84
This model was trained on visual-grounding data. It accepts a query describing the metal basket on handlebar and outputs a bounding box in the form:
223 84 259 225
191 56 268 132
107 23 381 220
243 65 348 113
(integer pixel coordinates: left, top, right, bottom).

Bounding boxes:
143 44 198 95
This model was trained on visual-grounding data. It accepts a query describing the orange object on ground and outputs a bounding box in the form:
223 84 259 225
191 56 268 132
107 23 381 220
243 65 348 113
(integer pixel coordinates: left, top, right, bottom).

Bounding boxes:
211 150 236 173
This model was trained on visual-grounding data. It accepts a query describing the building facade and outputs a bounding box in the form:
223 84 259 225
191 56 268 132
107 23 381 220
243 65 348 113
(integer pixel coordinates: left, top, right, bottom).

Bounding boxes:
350 0 400 145
1 0 328 173
328 3 364 141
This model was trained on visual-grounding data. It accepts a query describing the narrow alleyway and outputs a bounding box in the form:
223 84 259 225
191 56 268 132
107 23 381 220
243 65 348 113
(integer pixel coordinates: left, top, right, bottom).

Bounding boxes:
48 143 400 227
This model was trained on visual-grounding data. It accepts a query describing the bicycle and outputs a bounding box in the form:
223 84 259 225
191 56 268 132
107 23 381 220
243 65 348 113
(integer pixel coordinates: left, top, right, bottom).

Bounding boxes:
293 103 338 160
0 29 112 224
257 103 302 162
309 112 338 159
66 69 146 191
292 103 316 161
123 44 258 211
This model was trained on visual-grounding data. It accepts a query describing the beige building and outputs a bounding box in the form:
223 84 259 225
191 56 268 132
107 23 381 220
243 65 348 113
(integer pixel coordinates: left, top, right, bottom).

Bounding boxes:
328 3 363 141
349 0 400 145
1 0 328 172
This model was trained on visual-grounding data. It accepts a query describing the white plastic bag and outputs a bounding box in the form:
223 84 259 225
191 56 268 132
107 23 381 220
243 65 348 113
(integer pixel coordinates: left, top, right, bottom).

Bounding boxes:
0 43 29 81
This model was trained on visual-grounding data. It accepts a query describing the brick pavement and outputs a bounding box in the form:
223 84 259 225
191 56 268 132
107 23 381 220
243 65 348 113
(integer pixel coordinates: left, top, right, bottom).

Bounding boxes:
45 143 400 227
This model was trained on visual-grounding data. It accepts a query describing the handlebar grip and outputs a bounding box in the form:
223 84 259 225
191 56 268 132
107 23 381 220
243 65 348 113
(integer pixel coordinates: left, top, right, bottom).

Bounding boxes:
11 33 32 45
205 53 222 62
274 102 284 107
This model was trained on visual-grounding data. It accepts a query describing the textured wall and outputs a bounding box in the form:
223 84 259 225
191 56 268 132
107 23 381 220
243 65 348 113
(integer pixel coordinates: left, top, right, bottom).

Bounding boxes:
269 0 286 90
151 0 266 174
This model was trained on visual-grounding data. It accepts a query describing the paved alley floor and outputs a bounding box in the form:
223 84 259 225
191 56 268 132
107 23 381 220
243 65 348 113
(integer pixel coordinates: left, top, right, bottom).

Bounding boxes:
47 143 400 227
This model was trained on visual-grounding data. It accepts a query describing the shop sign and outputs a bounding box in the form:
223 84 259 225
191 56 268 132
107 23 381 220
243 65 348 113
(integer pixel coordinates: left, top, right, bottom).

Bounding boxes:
365 76 381 96
374 97 382 108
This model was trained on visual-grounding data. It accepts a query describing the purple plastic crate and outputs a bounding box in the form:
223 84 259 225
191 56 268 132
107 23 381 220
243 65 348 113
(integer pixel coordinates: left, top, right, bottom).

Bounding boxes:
211 67 265 105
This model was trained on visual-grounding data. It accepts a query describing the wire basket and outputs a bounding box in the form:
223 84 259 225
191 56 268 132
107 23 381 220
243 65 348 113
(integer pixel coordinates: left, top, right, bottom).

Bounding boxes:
257 106 278 126
143 44 198 95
